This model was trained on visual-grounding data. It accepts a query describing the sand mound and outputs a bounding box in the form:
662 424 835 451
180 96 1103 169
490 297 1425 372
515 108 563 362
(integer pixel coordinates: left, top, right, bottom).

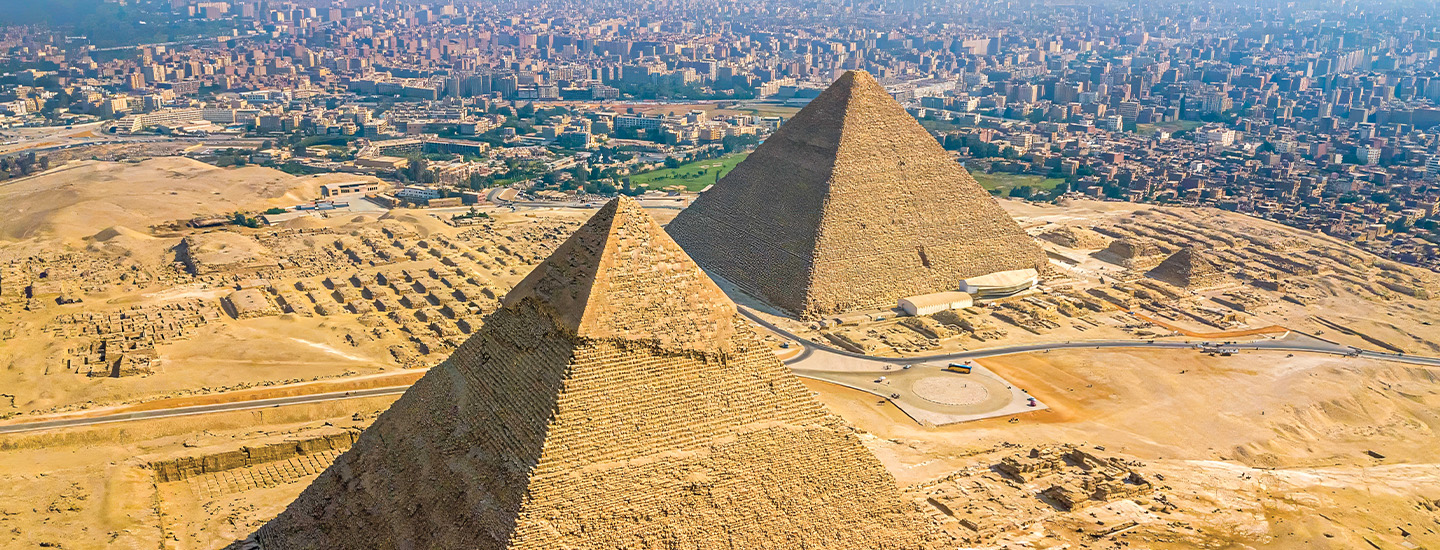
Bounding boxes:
80 224 177 265
378 211 448 236
378 211 422 223
0 158 320 243
279 216 324 230
90 225 156 242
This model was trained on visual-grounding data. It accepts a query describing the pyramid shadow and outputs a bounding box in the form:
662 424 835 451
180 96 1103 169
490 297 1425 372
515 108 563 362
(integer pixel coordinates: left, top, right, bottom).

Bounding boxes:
254 302 573 549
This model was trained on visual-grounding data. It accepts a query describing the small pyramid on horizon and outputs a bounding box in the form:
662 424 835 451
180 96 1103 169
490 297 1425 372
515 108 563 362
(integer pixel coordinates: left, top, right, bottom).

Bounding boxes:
1148 247 1229 289
666 70 1047 319
247 197 936 550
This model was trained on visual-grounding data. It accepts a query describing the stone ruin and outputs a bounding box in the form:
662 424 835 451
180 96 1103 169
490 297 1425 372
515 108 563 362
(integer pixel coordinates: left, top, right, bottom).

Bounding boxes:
222 288 280 319
1040 226 1112 249
245 197 939 550
1147 247 1231 289
667 70 1046 319
997 445 1155 512
150 429 361 484
48 300 220 377
1098 238 1168 269
910 443 1167 547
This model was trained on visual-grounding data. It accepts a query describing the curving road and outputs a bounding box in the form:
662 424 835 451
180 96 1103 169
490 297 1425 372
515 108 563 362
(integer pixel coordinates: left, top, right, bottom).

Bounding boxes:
3 308 1438 434
734 306 1440 368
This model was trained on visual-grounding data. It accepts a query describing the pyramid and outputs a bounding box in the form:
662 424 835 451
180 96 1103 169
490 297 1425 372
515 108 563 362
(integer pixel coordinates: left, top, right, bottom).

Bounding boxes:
1148 247 1230 289
666 70 1046 319
248 197 935 550
1040 226 1112 249
1099 237 1167 269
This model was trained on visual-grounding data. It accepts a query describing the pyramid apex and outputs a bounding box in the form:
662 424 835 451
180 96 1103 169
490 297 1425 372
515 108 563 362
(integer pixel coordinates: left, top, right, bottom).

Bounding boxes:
504 196 738 351
821 70 882 99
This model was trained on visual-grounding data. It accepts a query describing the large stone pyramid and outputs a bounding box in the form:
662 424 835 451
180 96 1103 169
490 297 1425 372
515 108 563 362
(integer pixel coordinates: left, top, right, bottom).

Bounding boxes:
666 70 1046 319
248 197 935 550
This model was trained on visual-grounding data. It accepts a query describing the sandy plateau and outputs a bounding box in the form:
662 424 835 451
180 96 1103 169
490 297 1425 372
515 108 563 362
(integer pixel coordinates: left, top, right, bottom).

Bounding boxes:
1 161 1439 549
808 348 1440 550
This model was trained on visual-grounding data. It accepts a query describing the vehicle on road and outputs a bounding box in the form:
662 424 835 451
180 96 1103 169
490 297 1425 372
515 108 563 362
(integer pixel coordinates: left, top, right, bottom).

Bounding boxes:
944 362 972 374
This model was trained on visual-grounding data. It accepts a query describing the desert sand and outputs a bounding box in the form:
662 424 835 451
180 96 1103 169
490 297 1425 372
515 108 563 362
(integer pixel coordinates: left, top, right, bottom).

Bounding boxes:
1 159 1439 549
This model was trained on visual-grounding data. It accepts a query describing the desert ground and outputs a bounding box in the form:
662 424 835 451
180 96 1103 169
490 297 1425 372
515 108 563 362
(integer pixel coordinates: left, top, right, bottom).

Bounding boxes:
0 157 326 243
6 348 1440 550
0 158 593 420
756 198 1440 361
1 159 1440 549
809 347 1440 550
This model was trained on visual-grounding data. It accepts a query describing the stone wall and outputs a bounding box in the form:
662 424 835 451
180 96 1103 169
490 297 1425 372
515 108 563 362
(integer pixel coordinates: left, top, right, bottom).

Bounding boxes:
149 430 359 483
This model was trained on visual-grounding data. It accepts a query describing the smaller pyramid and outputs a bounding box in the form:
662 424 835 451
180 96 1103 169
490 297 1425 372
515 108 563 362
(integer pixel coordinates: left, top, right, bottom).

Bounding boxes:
248 197 937 550
1040 226 1112 249
1148 247 1229 289
1098 238 1167 269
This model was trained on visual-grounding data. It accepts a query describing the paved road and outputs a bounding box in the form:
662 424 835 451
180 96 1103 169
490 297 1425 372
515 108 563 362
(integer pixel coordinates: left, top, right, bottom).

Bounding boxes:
0 386 409 435
0 129 261 158
734 306 1438 368
4 309 1437 434
1353 349 1440 367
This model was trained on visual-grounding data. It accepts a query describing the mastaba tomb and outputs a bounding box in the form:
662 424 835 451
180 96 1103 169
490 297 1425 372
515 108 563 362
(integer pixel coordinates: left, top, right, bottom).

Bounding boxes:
245 197 936 550
666 69 1046 319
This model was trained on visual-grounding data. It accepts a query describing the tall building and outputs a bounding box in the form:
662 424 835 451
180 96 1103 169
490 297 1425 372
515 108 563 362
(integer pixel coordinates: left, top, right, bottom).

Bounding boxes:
1200 90 1232 114
1117 100 1140 124
667 70 1046 319
249 198 936 550
1357 145 1381 165
1197 128 1237 147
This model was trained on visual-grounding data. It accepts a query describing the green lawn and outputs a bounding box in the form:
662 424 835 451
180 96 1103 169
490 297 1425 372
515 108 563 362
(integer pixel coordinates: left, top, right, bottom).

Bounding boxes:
1136 120 1203 136
631 152 750 191
968 172 1067 194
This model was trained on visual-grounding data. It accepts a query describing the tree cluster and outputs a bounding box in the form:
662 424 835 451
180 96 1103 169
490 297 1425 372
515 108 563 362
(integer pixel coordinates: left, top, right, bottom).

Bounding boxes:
0 153 49 179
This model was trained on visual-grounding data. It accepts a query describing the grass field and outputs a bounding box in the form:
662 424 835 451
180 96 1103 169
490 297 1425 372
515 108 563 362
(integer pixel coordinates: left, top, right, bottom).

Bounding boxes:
1136 120 1204 136
630 152 749 191
968 172 1067 194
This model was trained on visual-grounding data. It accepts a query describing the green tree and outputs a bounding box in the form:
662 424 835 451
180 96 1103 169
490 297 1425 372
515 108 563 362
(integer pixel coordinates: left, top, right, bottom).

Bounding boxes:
231 211 261 228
